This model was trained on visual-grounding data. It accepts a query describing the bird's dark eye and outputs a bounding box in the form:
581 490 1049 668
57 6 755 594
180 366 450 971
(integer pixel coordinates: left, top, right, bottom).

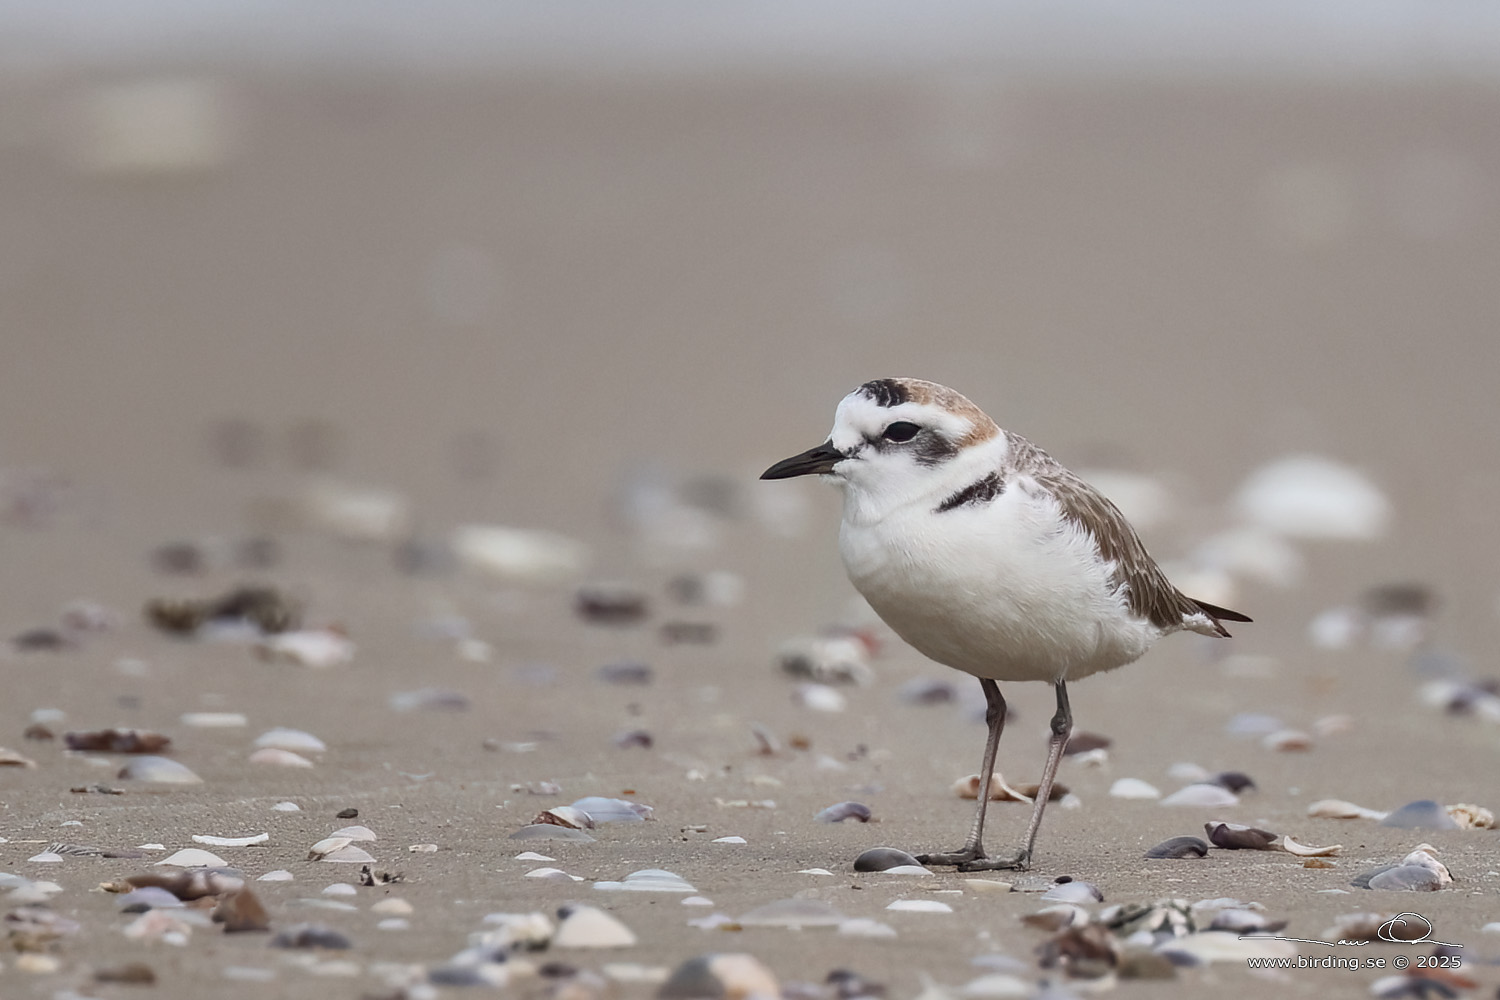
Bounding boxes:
882 421 920 443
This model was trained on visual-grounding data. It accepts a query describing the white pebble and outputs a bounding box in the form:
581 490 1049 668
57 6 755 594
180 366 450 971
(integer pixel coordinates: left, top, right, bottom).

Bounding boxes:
793 683 847 713
1160 784 1239 808
712 836 747 844
272 802 301 812
254 727 327 753
377 918 410 931
180 712 248 728
371 898 413 915
838 918 898 938
886 899 953 913
514 852 554 862
1109 778 1161 800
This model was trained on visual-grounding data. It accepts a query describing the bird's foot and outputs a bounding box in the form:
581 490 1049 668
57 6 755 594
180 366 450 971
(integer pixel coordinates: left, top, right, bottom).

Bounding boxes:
914 847 984 867
957 849 1031 872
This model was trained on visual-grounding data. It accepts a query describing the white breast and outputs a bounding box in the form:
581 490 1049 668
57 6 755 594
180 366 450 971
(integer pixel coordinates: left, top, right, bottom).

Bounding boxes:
838 478 1161 683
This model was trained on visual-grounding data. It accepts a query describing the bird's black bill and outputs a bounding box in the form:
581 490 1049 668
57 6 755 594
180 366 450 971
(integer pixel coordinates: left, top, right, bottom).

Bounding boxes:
760 440 844 479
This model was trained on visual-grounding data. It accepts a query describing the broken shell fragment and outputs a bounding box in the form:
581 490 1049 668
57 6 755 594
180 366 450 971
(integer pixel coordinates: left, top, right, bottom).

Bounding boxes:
1445 803 1494 829
192 833 269 848
1261 729 1314 752
569 797 653 822
533 807 595 830
1276 835 1342 857
778 636 874 686
1144 837 1208 859
1022 904 1092 931
452 524 589 583
1205 822 1278 850
853 848 923 872
1307 798 1388 821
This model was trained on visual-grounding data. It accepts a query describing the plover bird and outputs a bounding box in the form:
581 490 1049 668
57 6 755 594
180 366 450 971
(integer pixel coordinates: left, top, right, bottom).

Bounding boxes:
761 378 1250 871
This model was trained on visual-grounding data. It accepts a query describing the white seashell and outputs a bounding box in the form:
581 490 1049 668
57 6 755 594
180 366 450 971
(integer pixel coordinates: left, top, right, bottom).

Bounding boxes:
886 899 953 913
117 756 202 785
524 867 582 881
272 802 301 812
258 870 294 881
408 843 438 853
514 852 555 862
798 868 835 876
248 748 314 768
1306 798 1388 821
1313 714 1353 737
793 683 847 713
1276 835 1342 857
377 918 409 931
180 712 248 728
1167 762 1210 783
155 848 227 867
712 836 747 844
1110 778 1161 800
121 908 195 945
953 773 1032 803
329 826 377 842
1446 803 1495 829
553 905 638 948
320 846 376 864
594 869 696 893
192 833 269 848
1157 929 1296 964
1262 729 1314 752
1400 848 1452 884
600 962 673 984
878 865 934 876
304 480 411 542
1234 454 1391 540
568 797 653 822
960 973 1034 998
254 728 327 753
27 852 63 863
838 918 898 938
1481 922 1500 934
372 898 413 915
452 524 589 583
322 883 357 896
1161 784 1239 808
1308 606 1363 649
681 896 714 906
777 636 874 686
1070 748 1109 767
256 630 354 669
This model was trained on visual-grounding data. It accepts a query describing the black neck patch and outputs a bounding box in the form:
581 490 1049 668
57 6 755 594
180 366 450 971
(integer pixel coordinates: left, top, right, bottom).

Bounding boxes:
858 379 909 408
935 471 1005 513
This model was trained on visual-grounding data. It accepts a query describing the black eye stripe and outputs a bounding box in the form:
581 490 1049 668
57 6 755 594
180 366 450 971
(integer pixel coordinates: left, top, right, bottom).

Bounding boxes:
881 421 920 443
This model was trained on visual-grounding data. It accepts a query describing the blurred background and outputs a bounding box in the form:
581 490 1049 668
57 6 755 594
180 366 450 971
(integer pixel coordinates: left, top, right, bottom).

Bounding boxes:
2 1 1499 655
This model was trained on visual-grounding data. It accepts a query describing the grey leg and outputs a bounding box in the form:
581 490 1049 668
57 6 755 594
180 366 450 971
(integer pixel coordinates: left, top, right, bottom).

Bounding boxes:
958 680 1072 872
917 678 1005 866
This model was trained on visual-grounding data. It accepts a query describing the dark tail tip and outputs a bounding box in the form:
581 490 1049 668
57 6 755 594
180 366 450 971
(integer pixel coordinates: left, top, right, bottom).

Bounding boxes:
1193 599 1253 624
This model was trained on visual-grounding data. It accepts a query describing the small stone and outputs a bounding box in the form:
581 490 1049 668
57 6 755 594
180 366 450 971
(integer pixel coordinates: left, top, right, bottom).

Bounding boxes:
95 962 158 984
659 954 779 1000
66 728 171 753
335 807 358 818
214 886 272 932
1144 836 1208 859
815 802 872 823
853 848 922 872
269 923 352 949
1205 822 1278 850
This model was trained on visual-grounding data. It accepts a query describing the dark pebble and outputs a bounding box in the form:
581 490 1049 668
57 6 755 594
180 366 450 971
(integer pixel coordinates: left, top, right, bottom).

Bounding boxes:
827 969 888 998
1210 771 1256 793
853 847 922 872
1205 822 1277 850
598 662 653 685
897 678 956 705
614 730 653 749
1063 731 1112 756
660 622 717 644
576 585 649 625
336 807 359 819
94 962 157 984
269 923 352 949
814 802 872 823
12 628 69 652
1144 836 1209 859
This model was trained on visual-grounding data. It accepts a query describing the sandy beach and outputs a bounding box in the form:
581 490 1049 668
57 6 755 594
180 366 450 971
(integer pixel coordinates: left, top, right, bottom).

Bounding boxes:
1 63 1499 999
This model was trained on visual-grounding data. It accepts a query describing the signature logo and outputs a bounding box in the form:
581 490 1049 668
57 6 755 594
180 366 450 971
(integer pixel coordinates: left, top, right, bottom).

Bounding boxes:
1241 911 1461 949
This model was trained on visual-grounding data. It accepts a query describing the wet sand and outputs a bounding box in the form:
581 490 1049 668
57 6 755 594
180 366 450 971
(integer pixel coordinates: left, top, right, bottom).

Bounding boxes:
1 69 1498 998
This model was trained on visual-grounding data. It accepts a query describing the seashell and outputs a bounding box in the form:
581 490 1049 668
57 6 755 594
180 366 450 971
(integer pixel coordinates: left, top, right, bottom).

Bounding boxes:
1035 923 1119 976
739 898 847 927
508 824 595 842
1306 798 1388 820
554 905 638 948
93 962 157 984
1160 784 1238 808
1399 847 1451 884
27 851 64 863
570 797 653 822
778 637 874 686
452 524 589 583
534 807 595 830
254 728 327 753
329 825 376 841
853 847 923 872
1041 880 1103 903
388 687 471 712
258 870 294 881
1233 454 1391 540
886 900 952 913
1365 865 1443 891
793 683 847 713
1261 729 1314 752
180 712 247 728
594 869 696 893
321 846 376 864
256 629 354 669
667 570 746 608
308 837 353 858
248 747 314 768
65 728 171 754
576 583 649 625
1167 762 1209 783
13 627 72 651
1225 712 1284 736
1205 822 1277 850
815 801 872 823
1021 904 1091 931
122 909 195 945
712 836 748 844
837 918 898 939
372 898 413 915
1445 802 1494 829
597 662 653 685
408 843 438 853
1158 930 1296 964
953 773 1066 803
1312 714 1353 736
1110 778 1161 800
1276 835 1341 857
272 801 301 812
1206 908 1285 935
117 887 186 912
155 848 228 868
1380 800 1459 830
658 953 780 1000
1144 837 1208 859
212 886 271 932
304 481 410 542
192 833 268 848
0 747 38 767
526 867 582 880
270 923 353 949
